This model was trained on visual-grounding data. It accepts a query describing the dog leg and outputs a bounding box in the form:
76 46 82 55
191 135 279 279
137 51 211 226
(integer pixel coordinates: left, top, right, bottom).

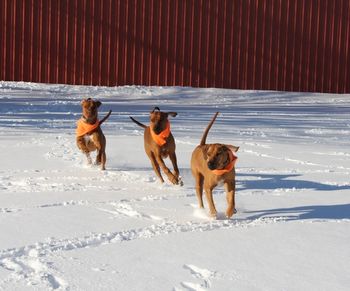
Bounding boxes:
194 172 204 208
96 150 106 170
96 151 102 165
224 180 236 218
77 137 93 165
169 152 183 185
155 155 178 185
148 152 164 183
204 184 217 217
100 151 106 170
91 132 106 170
169 152 180 179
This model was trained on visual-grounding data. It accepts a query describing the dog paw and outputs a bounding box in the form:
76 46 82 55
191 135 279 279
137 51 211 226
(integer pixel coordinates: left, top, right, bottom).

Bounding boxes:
209 211 218 219
225 207 236 218
168 175 179 185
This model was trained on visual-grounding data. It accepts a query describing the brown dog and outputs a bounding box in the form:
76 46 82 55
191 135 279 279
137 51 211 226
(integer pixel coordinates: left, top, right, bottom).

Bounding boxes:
130 107 181 185
76 98 112 170
191 112 239 218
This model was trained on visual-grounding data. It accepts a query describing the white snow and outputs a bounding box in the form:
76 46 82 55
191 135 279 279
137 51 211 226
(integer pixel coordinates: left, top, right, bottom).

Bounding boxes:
0 81 349 290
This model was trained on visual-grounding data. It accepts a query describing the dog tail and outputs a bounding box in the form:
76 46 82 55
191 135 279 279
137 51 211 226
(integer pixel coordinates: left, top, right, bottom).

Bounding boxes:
99 110 112 125
200 112 219 146
129 116 147 129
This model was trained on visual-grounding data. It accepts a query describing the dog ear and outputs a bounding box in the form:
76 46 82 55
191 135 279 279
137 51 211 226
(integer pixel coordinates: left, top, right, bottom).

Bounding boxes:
95 101 102 108
166 112 177 117
151 107 160 113
225 145 239 152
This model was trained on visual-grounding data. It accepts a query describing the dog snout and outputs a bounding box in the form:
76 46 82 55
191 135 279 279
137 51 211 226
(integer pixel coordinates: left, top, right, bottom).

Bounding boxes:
153 124 162 134
207 161 216 170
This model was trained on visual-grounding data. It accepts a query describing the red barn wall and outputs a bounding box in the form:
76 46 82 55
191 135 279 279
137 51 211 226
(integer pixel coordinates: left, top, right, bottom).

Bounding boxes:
1 0 349 93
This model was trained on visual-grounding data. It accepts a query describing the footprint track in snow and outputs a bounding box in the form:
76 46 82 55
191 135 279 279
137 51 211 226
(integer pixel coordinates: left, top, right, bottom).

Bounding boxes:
178 264 238 291
0 208 22 214
183 264 215 288
0 249 67 290
97 202 163 221
0 216 329 289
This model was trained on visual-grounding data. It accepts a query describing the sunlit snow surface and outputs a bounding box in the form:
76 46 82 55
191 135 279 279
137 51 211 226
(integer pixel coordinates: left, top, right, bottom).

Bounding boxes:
0 81 349 290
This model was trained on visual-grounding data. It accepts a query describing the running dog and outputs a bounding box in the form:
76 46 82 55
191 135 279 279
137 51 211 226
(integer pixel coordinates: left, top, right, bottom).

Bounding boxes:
191 112 239 218
76 98 112 170
129 107 181 185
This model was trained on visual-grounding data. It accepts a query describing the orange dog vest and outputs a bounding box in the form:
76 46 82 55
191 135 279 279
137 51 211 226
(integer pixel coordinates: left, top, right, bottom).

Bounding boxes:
76 118 100 137
211 150 237 175
150 121 171 146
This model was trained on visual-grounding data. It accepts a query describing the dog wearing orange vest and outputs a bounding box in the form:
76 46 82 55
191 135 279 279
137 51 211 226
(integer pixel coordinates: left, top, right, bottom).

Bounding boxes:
191 112 239 218
129 107 182 185
76 98 112 170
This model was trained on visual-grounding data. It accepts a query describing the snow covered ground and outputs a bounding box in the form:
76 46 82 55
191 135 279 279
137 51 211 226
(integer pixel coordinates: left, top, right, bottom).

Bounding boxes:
0 81 349 291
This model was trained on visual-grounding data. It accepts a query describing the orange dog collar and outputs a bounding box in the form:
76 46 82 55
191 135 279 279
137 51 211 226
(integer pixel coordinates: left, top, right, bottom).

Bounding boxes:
76 118 100 137
211 150 237 175
150 121 171 146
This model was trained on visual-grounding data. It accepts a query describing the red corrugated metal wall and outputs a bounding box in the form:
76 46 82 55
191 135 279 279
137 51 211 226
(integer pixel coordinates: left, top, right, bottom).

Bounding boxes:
1 0 350 93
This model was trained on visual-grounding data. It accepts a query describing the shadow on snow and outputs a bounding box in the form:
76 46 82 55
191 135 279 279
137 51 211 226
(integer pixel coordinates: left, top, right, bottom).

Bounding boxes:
244 203 350 221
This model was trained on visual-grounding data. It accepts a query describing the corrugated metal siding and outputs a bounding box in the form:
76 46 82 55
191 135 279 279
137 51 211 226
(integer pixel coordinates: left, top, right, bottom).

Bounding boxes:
1 0 349 93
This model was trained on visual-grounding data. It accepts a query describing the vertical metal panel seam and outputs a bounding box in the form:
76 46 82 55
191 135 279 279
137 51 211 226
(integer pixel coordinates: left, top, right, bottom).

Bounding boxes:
228 1 234 88
282 0 290 91
11 0 16 80
180 0 186 85
290 1 297 91
156 0 162 85
189 0 195 86
327 0 336 92
305 0 313 92
98 0 103 85
221 0 227 88
252 0 258 88
172 0 178 86
313 0 320 92
212 0 218 87
55 1 60 83
344 1 350 92
148 0 153 85
238 1 243 87
65 0 69 84
164 0 170 85
275 0 282 90
320 1 328 92
115 0 120 86
196 0 202 87
140 0 145 84
244 0 251 89
73 0 78 84
260 1 266 89
20 0 25 81
1 1 5 78
334 0 343 93
267 0 274 89
132 0 137 85
297 0 305 91
106 0 112 86
204 1 210 87
46 0 51 83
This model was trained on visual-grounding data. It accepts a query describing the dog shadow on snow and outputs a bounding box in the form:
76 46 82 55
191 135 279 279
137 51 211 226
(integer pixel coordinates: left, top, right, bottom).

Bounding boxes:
243 203 350 221
238 172 350 221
